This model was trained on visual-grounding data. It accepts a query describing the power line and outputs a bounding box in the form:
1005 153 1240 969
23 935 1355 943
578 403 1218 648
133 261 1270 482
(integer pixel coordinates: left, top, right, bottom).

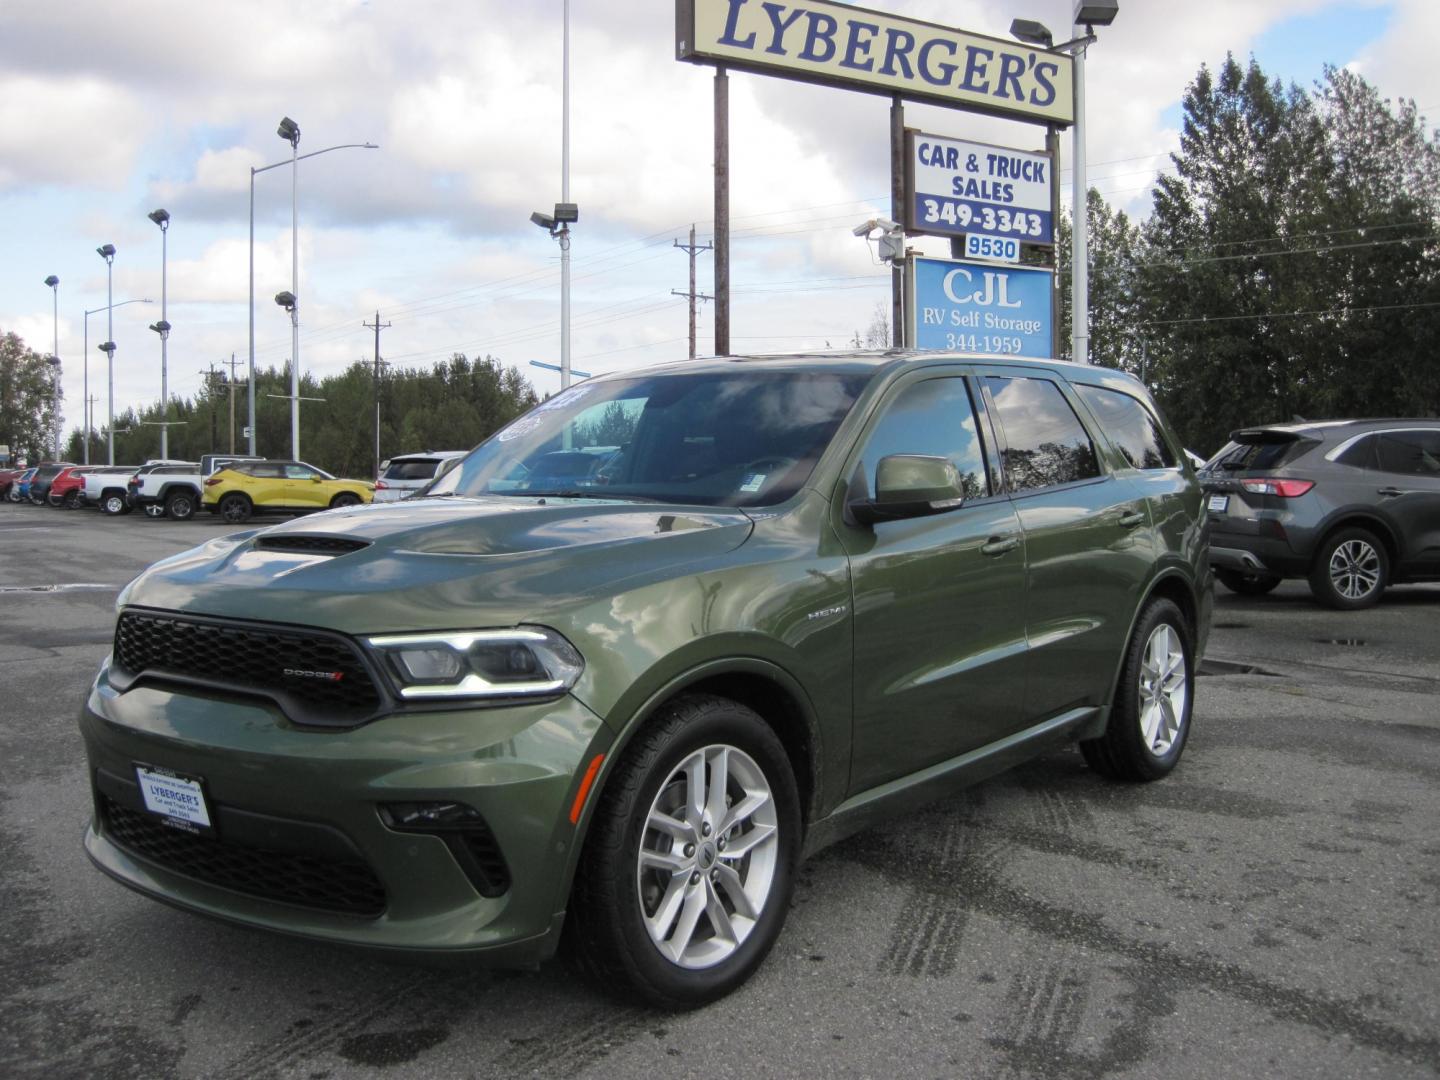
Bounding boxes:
1138 300 1440 328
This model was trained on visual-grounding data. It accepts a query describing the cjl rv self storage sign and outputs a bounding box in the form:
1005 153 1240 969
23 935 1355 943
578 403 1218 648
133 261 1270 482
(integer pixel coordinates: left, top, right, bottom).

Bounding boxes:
908 256 1052 357
908 132 1053 245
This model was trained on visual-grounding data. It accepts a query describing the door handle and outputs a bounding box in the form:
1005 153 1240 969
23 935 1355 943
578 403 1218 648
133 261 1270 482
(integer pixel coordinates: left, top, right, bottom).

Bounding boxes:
980 535 1020 557
1377 486 1404 497
1118 510 1146 529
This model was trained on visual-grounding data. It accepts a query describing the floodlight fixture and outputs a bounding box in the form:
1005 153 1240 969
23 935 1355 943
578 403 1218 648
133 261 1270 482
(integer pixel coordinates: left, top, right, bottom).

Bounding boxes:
147 208 170 229
44 274 59 288
277 116 300 147
98 341 116 354
274 290 296 311
1009 18 1054 47
149 319 172 336
553 202 579 224
530 210 556 231
97 243 116 260
1074 0 1118 28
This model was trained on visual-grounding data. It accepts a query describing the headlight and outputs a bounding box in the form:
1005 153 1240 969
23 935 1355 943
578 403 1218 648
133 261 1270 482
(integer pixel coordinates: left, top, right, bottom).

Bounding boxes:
365 627 583 701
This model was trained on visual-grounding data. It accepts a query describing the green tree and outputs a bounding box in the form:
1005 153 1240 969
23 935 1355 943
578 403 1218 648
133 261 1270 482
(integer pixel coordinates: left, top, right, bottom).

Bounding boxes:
1054 188 1143 372
0 331 61 464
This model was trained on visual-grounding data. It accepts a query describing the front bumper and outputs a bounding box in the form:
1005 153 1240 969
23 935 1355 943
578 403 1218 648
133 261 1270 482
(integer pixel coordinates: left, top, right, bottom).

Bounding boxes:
80 662 611 963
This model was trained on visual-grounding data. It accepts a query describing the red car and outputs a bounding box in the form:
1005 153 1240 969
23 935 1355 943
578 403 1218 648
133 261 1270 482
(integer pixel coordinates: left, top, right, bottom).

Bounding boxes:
0 467 24 501
48 466 93 508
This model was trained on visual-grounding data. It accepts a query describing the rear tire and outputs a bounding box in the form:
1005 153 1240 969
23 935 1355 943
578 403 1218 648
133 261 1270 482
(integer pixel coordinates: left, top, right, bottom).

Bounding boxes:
567 694 800 1008
329 492 362 509
100 492 127 516
1081 598 1193 782
218 493 252 524
1214 567 1282 596
1308 527 1387 610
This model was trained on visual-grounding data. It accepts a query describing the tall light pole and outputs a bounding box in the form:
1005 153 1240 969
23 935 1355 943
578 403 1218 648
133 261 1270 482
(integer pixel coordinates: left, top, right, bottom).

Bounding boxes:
82 299 151 464
248 127 377 457
43 275 60 459
528 0 578 390
1011 2 1117 365
147 208 172 458
96 244 117 465
276 116 302 459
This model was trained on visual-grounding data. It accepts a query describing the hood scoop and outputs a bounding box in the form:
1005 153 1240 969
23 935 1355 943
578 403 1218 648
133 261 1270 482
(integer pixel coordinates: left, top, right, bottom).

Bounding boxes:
253 535 371 556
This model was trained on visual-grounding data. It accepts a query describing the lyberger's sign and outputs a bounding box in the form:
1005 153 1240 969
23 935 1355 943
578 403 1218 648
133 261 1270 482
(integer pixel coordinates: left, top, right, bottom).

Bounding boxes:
677 0 1074 126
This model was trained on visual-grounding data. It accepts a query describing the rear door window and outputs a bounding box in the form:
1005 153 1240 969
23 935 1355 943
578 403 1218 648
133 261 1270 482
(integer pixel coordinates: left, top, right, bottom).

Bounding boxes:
1376 431 1440 476
985 376 1101 492
1074 384 1177 470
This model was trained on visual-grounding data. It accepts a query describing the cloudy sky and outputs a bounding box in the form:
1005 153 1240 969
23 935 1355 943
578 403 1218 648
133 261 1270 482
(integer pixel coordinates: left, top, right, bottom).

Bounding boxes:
1 0 1434 443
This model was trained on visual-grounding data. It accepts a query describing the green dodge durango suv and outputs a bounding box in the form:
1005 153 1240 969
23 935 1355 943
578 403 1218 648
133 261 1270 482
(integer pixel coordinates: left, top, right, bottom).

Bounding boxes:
80 351 1211 1006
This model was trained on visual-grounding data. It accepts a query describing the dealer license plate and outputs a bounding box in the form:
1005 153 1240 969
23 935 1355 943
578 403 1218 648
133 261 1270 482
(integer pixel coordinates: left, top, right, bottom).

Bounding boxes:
135 764 213 832
1207 494 1229 513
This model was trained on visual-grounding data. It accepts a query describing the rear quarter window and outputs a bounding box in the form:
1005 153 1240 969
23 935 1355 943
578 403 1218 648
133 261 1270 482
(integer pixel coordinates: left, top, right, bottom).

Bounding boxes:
1212 438 1315 472
383 460 442 481
1074 384 1177 470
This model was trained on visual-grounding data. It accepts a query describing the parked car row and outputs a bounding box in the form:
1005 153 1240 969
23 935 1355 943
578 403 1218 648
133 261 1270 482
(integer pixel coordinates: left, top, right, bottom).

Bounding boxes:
0 455 379 522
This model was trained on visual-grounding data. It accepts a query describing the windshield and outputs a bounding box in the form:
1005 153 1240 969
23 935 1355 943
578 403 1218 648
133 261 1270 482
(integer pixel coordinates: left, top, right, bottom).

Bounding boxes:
426 370 868 507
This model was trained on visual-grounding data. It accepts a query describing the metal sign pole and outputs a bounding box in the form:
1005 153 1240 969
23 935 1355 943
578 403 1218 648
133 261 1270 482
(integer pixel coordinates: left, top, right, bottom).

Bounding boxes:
890 97 905 349
714 65 729 356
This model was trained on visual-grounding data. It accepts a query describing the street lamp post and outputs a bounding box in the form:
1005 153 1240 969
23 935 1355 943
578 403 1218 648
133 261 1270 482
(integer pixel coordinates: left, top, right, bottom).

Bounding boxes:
277 116 301 459
96 244 116 465
1011 1 1118 365
247 127 377 458
43 275 59 459
82 299 151 465
147 209 171 458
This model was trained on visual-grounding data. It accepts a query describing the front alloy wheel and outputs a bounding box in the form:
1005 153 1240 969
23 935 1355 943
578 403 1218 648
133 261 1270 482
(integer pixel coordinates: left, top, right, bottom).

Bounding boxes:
637 745 779 970
568 694 800 1008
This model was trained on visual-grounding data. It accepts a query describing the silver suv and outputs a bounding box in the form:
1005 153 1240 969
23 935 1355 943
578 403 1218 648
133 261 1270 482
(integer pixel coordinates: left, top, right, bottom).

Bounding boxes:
373 450 468 502
1201 419 1440 608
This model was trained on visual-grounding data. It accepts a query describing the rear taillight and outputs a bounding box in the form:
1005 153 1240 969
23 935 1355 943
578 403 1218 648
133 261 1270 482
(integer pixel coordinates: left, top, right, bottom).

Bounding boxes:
204 476 223 487
375 480 388 489
1241 478 1314 497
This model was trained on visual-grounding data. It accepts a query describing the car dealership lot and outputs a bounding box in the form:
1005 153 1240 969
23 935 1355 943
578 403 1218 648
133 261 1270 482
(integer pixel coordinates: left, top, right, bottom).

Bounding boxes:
2 506 1437 1079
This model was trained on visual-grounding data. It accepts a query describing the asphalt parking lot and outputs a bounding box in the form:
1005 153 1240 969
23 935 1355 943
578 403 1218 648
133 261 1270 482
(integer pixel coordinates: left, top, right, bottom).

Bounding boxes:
2 503 1438 1080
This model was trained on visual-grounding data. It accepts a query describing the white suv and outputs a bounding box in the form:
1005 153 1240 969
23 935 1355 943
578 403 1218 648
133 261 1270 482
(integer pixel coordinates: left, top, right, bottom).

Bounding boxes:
372 450 468 502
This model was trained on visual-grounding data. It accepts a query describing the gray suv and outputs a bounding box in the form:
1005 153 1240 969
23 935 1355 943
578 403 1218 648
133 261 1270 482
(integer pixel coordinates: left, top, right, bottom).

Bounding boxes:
1201 419 1440 608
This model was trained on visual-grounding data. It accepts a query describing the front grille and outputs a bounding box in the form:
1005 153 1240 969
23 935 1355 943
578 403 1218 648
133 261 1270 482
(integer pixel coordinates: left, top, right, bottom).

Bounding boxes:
113 610 383 726
100 794 386 917
254 536 371 555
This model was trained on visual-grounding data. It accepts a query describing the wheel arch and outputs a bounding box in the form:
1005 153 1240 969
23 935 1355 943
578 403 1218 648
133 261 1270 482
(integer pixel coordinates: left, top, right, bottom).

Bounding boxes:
1311 511 1400 573
556 657 823 916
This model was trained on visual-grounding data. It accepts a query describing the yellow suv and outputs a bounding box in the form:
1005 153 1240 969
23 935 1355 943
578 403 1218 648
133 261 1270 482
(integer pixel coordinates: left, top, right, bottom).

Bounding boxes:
202 460 373 523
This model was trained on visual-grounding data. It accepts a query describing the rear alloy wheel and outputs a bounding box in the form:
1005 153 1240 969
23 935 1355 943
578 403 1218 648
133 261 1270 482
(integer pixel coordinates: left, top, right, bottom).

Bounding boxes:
1214 567 1282 596
1081 598 1193 782
329 492 362 509
63 490 81 509
218 493 252 524
567 695 800 1008
141 502 166 519
1309 527 1387 610
165 491 196 521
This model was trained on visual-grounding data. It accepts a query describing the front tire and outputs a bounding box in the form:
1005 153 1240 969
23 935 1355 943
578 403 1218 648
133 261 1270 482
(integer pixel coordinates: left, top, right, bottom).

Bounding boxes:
567 695 800 1008
1308 527 1387 610
1081 598 1193 782
165 491 196 521
100 492 127 515
218 493 252 524
1214 567 1282 596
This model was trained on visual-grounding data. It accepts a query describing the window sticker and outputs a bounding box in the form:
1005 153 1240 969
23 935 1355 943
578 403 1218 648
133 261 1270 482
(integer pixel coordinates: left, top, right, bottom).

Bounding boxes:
533 384 597 413
739 473 766 493
496 416 544 443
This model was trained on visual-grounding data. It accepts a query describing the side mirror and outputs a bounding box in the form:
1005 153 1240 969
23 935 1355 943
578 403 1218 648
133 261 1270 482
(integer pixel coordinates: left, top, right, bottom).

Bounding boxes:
849 454 966 526
311 476 323 483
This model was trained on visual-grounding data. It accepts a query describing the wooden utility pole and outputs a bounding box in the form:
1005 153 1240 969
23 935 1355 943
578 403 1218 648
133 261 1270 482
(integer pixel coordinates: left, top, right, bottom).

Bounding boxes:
363 311 391 481
672 224 714 359
224 353 244 454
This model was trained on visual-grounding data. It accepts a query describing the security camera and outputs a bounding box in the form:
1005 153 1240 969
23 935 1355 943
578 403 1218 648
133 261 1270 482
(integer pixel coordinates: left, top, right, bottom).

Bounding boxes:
852 220 877 237
874 218 900 233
